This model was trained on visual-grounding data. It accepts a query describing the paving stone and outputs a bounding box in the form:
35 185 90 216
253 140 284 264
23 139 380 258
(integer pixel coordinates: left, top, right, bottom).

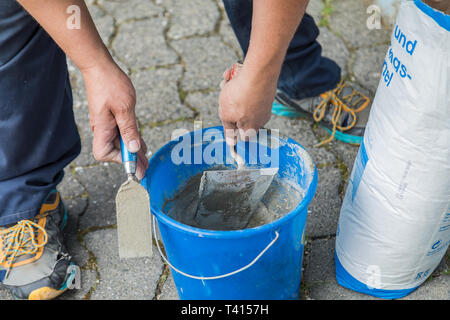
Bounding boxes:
303 238 379 300
72 104 96 167
67 58 87 109
401 275 450 300
186 90 222 127
303 238 336 283
306 0 324 23
171 36 238 91
353 44 389 94
217 0 242 59
329 138 360 175
141 120 196 159
265 115 336 166
162 0 220 40
306 166 342 237
62 195 89 269
84 229 163 299
329 0 391 48
113 18 178 70
131 66 194 125
219 18 243 59
309 281 379 300
0 288 13 299
304 238 449 300
87 4 115 45
318 27 350 76
59 168 86 200
158 273 179 300
98 0 163 24
75 163 126 230
55 269 98 300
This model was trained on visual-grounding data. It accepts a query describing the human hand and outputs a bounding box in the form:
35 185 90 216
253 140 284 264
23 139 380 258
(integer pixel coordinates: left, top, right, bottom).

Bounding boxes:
219 63 277 146
81 60 148 180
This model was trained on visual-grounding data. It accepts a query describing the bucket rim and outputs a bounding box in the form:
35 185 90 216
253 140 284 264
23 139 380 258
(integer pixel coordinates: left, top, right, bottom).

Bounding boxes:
143 126 318 240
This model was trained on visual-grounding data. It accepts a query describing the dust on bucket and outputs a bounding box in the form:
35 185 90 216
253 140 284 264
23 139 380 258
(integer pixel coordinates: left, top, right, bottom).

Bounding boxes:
142 126 317 300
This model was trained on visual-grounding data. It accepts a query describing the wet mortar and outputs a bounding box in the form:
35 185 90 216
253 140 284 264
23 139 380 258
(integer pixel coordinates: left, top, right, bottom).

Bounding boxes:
162 166 304 231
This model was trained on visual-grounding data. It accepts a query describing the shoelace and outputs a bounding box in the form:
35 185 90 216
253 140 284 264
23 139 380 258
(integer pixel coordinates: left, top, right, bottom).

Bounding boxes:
313 80 370 147
0 219 48 277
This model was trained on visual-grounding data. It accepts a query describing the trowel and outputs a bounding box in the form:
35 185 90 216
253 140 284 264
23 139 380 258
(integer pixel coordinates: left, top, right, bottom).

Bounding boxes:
194 143 278 230
194 62 278 230
115 136 152 259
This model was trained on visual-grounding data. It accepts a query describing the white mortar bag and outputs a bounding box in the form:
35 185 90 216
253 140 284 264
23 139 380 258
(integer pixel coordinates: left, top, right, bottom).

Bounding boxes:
335 0 449 299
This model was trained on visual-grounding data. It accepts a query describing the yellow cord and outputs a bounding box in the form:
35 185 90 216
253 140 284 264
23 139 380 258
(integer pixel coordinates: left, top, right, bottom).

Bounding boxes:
313 80 370 147
0 219 48 277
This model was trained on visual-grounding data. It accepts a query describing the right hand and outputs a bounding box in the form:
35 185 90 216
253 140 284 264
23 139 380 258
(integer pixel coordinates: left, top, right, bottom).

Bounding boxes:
218 63 276 146
81 60 148 180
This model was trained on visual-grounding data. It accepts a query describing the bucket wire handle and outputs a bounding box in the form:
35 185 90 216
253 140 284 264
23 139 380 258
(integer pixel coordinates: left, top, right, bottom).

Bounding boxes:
152 215 279 280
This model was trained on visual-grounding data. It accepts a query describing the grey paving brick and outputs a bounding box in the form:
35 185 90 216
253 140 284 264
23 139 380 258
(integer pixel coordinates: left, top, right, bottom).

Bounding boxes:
187 90 222 127
98 0 163 24
113 18 178 69
59 168 86 200
265 115 336 166
318 27 350 76
329 0 391 48
72 104 96 167
141 120 196 159
219 16 243 59
84 228 163 299
171 36 237 91
87 4 115 45
158 272 179 300
306 166 342 237
132 66 194 124
306 0 324 23
353 44 389 94
75 163 126 230
162 0 220 40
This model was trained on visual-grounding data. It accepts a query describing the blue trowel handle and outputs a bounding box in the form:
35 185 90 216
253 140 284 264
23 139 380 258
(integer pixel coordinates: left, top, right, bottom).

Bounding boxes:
120 135 137 176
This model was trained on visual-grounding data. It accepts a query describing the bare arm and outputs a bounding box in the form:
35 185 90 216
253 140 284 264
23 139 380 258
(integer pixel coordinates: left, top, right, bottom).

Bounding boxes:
17 0 148 178
16 0 110 70
219 0 309 144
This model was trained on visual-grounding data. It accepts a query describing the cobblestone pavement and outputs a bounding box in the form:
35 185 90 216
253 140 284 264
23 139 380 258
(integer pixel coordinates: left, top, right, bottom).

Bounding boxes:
1 0 448 300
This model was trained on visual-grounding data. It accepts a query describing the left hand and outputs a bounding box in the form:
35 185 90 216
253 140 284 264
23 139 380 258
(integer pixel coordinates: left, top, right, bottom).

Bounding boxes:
82 60 149 180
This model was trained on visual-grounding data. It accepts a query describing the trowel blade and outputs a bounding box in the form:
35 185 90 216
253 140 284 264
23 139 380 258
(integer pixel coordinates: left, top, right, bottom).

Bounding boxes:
116 179 153 259
195 167 278 230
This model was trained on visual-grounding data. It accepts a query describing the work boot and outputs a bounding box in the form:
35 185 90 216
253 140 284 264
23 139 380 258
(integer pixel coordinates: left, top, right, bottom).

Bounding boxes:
272 79 372 146
0 190 78 300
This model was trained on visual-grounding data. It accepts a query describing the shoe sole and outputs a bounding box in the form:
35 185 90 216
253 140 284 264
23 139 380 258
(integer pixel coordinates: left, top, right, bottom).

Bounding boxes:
14 263 79 300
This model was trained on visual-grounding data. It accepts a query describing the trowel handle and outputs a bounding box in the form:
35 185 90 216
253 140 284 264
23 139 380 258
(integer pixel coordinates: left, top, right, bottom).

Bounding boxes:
120 135 137 175
230 62 243 80
230 144 245 170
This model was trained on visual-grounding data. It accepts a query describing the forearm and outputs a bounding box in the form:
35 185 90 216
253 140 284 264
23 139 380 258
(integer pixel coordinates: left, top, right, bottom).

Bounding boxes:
243 0 309 83
17 0 112 71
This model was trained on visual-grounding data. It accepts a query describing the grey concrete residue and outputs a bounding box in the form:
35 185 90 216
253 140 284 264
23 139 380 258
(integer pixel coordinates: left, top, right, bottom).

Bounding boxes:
163 167 304 231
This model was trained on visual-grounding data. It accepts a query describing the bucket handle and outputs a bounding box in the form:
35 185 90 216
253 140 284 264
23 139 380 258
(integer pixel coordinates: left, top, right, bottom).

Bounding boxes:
152 215 279 280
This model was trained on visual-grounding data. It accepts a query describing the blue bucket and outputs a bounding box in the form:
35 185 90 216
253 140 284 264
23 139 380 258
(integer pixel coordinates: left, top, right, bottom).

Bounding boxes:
142 126 317 300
